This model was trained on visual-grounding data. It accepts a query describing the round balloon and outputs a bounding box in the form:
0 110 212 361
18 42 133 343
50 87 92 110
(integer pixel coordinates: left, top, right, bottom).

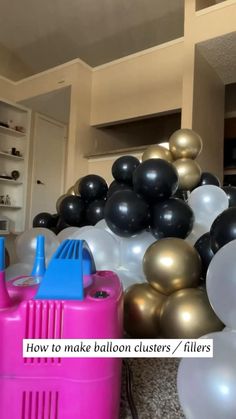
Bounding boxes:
114 268 144 290
173 158 201 190
107 181 133 199
142 144 173 162
188 185 229 228
71 226 120 271
120 230 156 279
198 172 220 187
210 207 236 253
185 222 209 246
222 186 236 207
59 195 85 226
79 175 108 202
56 217 71 233
57 226 81 242
86 199 106 225
206 239 236 329
177 331 236 419
112 155 140 185
15 228 59 265
33 212 54 229
74 177 83 195
56 193 67 213
104 190 149 237
124 283 166 338
169 128 203 159
194 232 214 279
66 185 77 195
95 218 121 241
150 197 194 239
143 238 201 295
160 288 223 338
133 158 179 203
5 262 32 281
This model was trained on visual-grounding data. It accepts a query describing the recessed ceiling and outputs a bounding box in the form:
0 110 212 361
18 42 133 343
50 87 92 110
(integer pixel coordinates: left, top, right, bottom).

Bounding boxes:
0 0 184 74
21 87 71 124
198 32 236 85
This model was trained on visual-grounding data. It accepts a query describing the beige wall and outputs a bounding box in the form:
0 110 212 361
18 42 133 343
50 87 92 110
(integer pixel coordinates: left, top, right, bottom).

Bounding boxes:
192 48 225 180
91 39 184 126
0 76 15 101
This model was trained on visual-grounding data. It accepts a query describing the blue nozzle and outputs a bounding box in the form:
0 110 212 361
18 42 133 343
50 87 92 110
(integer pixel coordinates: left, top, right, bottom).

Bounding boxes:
0 237 5 271
31 235 46 277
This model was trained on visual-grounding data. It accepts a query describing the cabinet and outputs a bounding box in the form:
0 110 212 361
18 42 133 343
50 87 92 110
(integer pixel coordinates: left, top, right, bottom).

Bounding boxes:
0 98 31 235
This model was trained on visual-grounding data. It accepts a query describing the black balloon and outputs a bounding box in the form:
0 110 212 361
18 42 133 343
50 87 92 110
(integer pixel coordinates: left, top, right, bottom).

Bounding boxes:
173 189 188 201
107 180 133 199
210 207 236 253
104 190 149 237
198 172 220 187
150 198 194 240
79 175 108 202
133 159 178 203
59 195 85 226
112 155 140 185
86 199 106 225
222 186 236 207
56 217 70 233
194 233 214 279
33 212 54 229
51 213 60 227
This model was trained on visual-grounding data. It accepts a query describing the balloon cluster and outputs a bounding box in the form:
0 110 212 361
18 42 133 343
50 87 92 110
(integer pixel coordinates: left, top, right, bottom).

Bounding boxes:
177 239 236 419
21 128 236 345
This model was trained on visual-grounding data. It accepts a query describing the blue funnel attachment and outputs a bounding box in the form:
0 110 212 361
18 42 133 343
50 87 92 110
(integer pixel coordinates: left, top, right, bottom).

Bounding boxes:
35 239 95 300
31 235 46 277
0 237 5 271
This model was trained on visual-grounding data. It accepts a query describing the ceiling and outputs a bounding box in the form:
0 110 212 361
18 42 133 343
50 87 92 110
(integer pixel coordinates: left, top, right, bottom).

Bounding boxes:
198 32 236 85
0 0 184 74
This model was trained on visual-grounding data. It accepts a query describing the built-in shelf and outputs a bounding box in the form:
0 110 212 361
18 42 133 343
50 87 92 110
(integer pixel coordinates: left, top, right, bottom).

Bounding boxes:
0 230 9 235
0 151 24 160
85 144 150 159
0 205 22 209
0 178 23 185
0 125 26 138
224 168 236 175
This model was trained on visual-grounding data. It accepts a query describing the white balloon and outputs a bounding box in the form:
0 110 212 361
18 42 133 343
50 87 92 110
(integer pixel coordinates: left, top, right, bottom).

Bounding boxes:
57 226 93 242
114 268 145 290
71 226 120 271
188 185 228 228
95 219 121 241
177 331 236 419
120 231 156 279
206 239 236 329
5 263 32 281
185 222 208 246
15 228 59 265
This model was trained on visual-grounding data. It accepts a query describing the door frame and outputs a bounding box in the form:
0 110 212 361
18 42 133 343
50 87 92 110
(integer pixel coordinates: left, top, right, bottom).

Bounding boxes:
28 112 67 226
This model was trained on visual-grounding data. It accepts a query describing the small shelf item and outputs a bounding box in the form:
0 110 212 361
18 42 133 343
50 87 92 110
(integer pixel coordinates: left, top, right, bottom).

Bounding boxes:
0 125 26 138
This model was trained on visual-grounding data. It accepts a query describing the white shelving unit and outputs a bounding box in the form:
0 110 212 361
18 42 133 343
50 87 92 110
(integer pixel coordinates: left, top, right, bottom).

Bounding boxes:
0 98 31 235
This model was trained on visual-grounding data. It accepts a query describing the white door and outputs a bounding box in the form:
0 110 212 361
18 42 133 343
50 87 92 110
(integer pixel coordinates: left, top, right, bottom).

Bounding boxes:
29 113 67 224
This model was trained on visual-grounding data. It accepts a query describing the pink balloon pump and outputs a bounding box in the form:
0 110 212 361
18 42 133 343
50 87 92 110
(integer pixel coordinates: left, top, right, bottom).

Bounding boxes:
31 235 46 278
0 237 11 308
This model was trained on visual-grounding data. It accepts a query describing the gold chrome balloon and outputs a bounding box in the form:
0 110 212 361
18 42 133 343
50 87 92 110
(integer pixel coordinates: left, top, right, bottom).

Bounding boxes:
142 144 173 162
124 283 166 338
74 177 83 195
169 129 203 159
173 158 201 190
56 193 68 213
143 238 201 295
160 288 224 339
67 185 76 196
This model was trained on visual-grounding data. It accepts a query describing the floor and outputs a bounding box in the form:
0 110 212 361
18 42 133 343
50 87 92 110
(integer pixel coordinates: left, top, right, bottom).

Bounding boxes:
120 358 185 419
